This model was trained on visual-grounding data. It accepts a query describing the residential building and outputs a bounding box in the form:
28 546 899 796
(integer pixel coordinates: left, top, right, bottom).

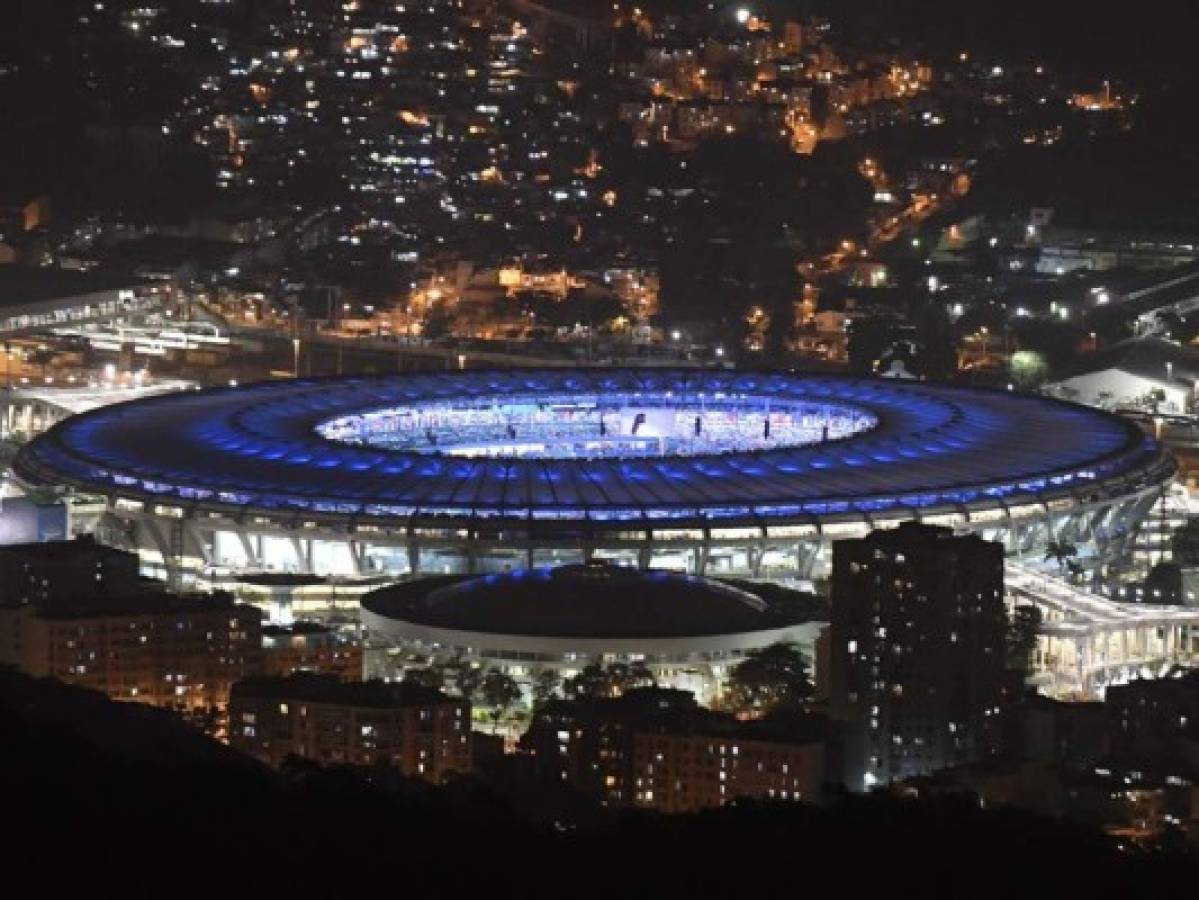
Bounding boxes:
1106 669 1199 769
0 535 141 606
230 674 471 781
261 622 363 681
0 589 262 731
0 536 261 734
830 522 1014 789
521 687 825 813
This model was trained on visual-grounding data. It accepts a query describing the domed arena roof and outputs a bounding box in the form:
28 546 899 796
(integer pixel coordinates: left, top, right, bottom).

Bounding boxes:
361 564 824 639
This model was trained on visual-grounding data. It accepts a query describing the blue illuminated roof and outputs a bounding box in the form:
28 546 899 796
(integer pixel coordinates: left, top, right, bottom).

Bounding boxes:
14 370 1172 525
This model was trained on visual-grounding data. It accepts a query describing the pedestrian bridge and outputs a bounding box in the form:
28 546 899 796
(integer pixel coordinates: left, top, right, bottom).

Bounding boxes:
1007 562 1199 699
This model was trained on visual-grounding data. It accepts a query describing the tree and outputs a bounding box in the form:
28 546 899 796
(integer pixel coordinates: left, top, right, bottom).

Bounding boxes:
529 667 561 710
402 664 446 691
1154 310 1199 343
564 662 609 699
422 305 454 341
846 318 895 375
763 296 797 362
480 668 521 733
911 301 957 381
449 658 483 703
1144 387 1167 414
1010 318 1082 373
621 661 657 691
1043 538 1078 572
724 642 813 716
564 661 656 699
1008 350 1049 390
1006 604 1042 676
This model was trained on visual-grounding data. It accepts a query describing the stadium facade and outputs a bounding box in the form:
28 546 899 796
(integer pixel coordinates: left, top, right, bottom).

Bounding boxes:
13 370 1175 583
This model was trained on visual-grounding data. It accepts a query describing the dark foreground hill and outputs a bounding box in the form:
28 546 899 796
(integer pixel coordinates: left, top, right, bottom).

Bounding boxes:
0 667 1192 898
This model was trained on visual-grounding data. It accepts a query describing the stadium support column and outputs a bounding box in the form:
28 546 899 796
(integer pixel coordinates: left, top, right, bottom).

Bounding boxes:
1083 505 1107 548
184 520 210 571
750 546 763 579
349 539 366 576
236 530 259 568
168 520 185 588
796 542 819 579
142 516 184 587
290 536 312 574
1079 636 1093 698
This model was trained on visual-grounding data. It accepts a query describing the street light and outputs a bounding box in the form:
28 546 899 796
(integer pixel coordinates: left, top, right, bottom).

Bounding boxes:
293 338 301 378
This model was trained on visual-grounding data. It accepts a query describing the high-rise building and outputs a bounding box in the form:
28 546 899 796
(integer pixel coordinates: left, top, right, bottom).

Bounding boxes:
521 687 826 813
229 674 471 782
830 522 1014 790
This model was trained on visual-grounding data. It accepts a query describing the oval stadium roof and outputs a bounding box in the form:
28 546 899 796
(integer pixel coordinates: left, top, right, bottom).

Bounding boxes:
14 369 1172 525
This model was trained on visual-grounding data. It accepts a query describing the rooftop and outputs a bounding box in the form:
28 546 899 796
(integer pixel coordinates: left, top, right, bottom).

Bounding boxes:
848 520 1003 554
531 687 827 746
0 534 134 562
363 563 825 639
93 236 243 272
0 266 146 309
261 621 336 637
231 673 455 709
1059 336 1199 385
21 590 246 621
15 370 1169 524
236 573 329 587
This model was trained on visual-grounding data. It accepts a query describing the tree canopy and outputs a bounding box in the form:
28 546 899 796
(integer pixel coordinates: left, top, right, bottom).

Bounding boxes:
1006 605 1043 675
724 642 813 716
481 669 522 731
564 661 656 700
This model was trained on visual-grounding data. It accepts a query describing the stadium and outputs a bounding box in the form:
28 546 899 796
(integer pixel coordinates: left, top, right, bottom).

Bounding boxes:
13 369 1175 583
